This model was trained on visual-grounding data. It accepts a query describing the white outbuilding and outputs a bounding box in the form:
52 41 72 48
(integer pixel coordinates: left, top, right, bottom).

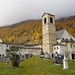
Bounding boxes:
0 38 6 57
53 43 66 55
0 44 6 56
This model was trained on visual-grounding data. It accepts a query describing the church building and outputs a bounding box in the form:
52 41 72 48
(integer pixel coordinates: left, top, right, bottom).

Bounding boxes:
42 13 75 54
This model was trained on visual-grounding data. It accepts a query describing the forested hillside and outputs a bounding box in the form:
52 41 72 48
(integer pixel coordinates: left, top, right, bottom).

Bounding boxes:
0 16 75 44
56 16 75 37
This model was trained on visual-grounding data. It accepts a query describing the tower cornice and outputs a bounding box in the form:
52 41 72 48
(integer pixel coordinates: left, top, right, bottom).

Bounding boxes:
42 13 55 17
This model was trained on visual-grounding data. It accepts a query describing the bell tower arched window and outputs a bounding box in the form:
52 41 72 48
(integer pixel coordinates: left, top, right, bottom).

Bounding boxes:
50 17 53 23
44 18 47 24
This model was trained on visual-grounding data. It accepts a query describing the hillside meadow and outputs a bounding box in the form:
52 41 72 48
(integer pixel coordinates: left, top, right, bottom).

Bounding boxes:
0 56 75 75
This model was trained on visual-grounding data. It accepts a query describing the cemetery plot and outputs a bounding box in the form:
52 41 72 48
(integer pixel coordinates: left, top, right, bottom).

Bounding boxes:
0 56 75 75
0 56 10 63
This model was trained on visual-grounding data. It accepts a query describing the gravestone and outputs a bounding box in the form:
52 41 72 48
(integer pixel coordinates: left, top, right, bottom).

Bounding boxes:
51 53 54 58
22 55 25 59
54 54 58 63
71 53 75 62
5 57 10 63
54 54 64 64
1 56 5 62
63 53 69 70
54 52 58 63
69 53 72 60
2 57 6 62
30 53 33 57
58 55 64 64
48 53 53 58
0 56 1 62
45 53 50 59
25 54 30 59
40 54 45 58
19 55 23 62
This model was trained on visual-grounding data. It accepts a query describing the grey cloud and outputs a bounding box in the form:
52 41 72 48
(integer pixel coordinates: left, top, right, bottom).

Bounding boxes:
0 0 75 26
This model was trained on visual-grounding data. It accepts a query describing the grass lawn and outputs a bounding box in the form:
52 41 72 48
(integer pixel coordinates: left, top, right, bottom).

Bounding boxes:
0 56 75 75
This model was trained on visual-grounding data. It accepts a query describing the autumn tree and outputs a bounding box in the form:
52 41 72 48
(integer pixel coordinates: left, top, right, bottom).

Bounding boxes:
10 46 20 67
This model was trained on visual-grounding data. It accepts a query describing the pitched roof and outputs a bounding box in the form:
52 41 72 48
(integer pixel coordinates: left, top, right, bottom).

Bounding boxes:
56 29 75 42
56 29 65 39
42 13 55 17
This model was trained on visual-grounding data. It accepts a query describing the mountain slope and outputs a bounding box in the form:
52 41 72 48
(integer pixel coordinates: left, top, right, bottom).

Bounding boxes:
0 20 42 44
0 16 75 44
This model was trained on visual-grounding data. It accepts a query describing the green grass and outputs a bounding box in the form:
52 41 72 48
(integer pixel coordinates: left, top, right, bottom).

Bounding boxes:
0 56 75 75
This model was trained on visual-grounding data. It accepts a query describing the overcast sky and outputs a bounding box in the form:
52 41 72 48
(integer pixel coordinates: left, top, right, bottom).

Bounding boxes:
0 0 75 26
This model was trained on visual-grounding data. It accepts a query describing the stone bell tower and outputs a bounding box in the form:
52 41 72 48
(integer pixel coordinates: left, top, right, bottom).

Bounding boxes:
42 13 56 53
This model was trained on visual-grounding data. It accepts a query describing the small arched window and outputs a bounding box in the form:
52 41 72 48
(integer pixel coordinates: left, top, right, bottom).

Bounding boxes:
54 47 56 50
57 47 58 49
2 54 4 56
44 18 47 24
70 44 72 48
50 17 53 23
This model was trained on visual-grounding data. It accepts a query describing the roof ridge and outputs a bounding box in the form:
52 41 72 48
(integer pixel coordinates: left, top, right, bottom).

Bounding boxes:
57 29 66 32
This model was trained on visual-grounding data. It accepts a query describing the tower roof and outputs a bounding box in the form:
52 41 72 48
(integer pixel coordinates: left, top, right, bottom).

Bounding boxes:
42 13 55 17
